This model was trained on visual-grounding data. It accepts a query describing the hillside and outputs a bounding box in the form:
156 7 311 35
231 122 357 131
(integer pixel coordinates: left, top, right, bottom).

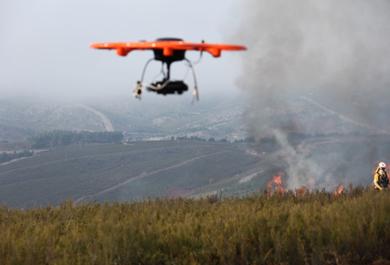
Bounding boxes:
1 93 390 208
1 93 367 145
0 141 263 208
0 98 110 142
0 96 246 144
0 190 389 265
1 134 390 208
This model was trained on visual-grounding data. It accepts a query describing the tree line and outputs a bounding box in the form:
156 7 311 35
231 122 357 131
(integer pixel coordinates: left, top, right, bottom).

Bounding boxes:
31 130 124 148
0 150 33 164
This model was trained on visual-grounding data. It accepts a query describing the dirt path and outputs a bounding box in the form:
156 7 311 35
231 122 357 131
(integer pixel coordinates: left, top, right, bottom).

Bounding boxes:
78 104 114 132
0 150 47 167
0 146 181 177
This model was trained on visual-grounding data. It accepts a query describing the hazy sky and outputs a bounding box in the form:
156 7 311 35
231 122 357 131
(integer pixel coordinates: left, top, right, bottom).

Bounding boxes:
0 0 244 101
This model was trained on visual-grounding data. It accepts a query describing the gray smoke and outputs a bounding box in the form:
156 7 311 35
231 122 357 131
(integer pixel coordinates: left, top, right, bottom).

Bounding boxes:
235 0 390 189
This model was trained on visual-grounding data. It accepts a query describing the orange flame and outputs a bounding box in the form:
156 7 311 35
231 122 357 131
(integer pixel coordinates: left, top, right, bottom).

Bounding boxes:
295 186 309 197
267 174 286 195
273 175 283 186
333 184 345 196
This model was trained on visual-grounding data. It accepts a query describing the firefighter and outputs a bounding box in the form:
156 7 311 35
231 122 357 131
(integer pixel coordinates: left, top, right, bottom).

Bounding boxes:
373 162 389 190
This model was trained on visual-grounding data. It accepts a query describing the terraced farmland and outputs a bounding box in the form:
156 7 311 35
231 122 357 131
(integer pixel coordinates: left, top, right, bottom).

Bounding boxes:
2 134 390 208
0 141 263 208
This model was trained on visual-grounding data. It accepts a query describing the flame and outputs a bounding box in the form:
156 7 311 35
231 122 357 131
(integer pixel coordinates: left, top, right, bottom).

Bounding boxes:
265 174 346 197
273 175 283 186
266 174 286 195
333 184 345 196
295 186 309 197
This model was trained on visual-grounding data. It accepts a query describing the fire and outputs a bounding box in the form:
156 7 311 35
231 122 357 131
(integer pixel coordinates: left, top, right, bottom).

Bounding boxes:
266 174 286 195
265 174 346 197
295 186 309 197
273 175 283 186
333 184 345 196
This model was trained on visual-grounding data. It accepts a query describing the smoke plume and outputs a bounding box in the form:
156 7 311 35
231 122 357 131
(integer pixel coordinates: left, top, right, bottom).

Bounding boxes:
236 0 390 189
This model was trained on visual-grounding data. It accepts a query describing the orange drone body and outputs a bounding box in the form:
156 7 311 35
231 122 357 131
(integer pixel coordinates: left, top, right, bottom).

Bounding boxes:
90 39 246 57
91 38 247 100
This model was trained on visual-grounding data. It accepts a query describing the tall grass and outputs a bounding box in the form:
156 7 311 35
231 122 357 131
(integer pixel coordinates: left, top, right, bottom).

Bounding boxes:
0 189 389 265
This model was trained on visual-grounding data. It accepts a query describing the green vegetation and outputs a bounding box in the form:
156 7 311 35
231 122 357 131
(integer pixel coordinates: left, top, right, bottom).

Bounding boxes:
0 189 389 265
31 131 124 148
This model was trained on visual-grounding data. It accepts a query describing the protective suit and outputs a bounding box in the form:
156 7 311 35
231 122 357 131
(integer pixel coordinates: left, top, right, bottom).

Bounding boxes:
373 162 389 190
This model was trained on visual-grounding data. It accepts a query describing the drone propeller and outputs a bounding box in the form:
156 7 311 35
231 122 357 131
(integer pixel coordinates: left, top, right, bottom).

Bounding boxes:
91 38 246 101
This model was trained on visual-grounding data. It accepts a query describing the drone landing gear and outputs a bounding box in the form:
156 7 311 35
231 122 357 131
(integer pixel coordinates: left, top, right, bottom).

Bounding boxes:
133 57 199 101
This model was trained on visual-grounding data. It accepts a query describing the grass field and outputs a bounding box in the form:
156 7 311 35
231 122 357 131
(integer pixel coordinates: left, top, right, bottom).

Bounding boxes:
0 189 389 265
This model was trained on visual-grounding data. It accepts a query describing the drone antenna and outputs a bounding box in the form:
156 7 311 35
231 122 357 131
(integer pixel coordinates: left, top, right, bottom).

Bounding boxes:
134 58 155 99
188 39 205 66
192 51 204 65
184 58 199 102
150 62 166 83
139 58 155 83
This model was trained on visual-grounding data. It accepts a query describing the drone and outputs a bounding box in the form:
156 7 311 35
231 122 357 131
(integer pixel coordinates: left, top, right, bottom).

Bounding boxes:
90 38 246 100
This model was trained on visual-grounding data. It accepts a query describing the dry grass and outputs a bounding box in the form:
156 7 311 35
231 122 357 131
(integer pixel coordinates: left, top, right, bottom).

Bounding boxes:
0 188 389 265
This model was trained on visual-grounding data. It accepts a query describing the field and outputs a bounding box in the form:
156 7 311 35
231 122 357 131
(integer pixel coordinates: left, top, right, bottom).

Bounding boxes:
0 141 266 208
0 189 389 265
2 134 390 208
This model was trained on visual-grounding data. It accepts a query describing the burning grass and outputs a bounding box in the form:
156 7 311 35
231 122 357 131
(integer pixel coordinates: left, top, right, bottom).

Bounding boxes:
0 189 389 265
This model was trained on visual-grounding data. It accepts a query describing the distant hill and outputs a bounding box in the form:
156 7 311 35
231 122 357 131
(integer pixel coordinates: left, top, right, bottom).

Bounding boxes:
0 124 34 143
1 135 389 208
0 94 378 145
0 98 113 143
0 96 247 144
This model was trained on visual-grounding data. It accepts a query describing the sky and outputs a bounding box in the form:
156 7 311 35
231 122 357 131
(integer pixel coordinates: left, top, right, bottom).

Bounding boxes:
0 0 244 101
